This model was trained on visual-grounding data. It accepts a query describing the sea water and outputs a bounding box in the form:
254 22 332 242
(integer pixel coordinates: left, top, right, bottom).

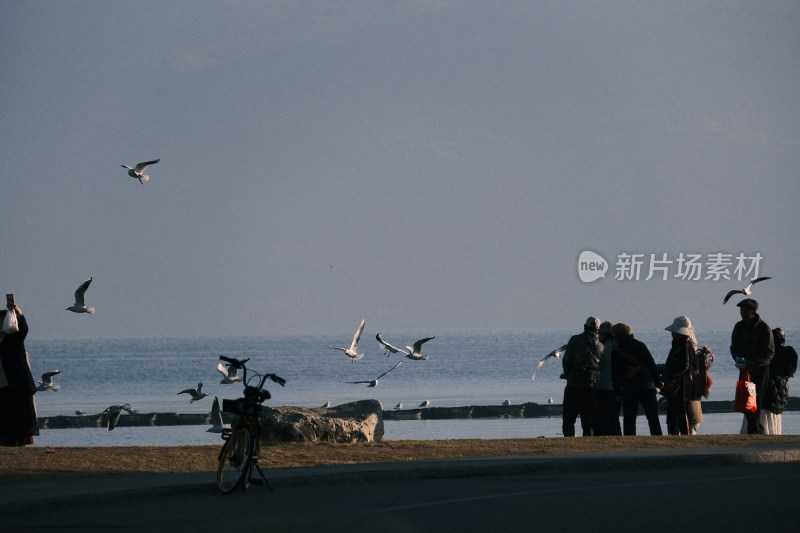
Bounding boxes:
24 331 800 446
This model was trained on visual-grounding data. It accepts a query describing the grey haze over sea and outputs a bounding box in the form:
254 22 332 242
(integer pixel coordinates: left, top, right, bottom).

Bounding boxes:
26 330 800 446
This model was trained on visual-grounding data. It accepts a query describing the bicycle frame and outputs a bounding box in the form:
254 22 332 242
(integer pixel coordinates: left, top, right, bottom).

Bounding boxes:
216 355 285 494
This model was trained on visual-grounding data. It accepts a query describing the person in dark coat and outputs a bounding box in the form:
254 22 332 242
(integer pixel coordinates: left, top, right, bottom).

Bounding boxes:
760 328 798 434
561 316 603 437
611 323 662 436
730 298 774 435
0 301 38 446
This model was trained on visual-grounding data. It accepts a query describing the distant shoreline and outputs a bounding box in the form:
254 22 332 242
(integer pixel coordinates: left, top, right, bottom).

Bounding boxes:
37 397 800 428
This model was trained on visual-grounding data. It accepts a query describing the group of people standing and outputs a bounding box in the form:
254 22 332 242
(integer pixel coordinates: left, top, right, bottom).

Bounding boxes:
561 298 796 437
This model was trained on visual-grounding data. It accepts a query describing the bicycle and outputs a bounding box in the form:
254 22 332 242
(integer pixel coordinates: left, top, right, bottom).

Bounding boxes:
216 355 286 494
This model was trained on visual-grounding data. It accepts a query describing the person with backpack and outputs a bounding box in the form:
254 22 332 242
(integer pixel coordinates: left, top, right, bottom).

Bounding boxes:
759 328 797 434
561 317 603 437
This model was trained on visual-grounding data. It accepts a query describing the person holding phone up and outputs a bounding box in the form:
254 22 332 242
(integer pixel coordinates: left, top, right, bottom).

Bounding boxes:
0 294 38 446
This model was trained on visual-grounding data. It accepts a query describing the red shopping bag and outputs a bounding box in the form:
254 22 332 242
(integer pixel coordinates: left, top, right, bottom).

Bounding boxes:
734 371 757 414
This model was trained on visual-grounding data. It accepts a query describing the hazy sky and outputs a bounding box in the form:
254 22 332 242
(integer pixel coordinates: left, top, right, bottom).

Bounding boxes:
2 1 798 341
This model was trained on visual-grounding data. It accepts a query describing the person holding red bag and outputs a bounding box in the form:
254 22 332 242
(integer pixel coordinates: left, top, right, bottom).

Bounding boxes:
730 298 774 434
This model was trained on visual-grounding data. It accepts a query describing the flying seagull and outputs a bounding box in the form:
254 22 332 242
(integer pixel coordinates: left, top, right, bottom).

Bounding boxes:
376 333 409 357
531 344 568 382
178 382 208 403
329 318 366 362
405 337 434 361
217 362 241 384
102 403 135 431
723 276 771 304
121 159 160 184
65 277 95 314
206 397 227 433
35 370 61 392
345 361 402 388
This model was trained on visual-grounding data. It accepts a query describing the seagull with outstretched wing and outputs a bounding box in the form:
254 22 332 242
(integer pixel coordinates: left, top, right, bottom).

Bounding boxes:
102 403 135 431
329 319 367 362
345 361 402 388
36 369 61 392
206 397 228 433
65 277 95 314
178 382 208 403
405 337 434 361
217 362 241 384
376 333 409 357
531 344 568 382
723 276 771 304
122 159 160 184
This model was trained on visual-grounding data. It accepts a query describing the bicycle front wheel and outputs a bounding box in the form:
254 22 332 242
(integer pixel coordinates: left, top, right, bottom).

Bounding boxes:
217 427 252 494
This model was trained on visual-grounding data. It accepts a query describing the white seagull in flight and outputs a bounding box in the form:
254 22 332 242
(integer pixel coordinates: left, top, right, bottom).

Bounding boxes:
531 344 568 382
376 333 409 357
36 370 61 392
178 382 208 403
405 337 434 361
65 277 95 314
723 276 771 304
102 403 135 431
206 397 228 433
217 362 242 384
329 319 366 362
122 159 160 184
345 361 402 388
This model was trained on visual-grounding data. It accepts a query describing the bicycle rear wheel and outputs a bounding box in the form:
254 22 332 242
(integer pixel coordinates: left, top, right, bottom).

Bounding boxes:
217 427 252 494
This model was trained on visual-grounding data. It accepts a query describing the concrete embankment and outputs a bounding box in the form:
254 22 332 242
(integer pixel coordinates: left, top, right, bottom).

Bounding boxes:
37 397 800 428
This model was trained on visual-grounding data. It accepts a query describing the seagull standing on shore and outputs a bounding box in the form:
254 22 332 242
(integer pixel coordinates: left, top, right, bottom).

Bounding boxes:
178 382 208 403
345 361 402 388
121 159 160 184
36 370 61 392
65 277 95 314
531 344 567 382
329 319 366 362
723 276 771 304
405 337 434 361
376 333 409 357
418 400 431 408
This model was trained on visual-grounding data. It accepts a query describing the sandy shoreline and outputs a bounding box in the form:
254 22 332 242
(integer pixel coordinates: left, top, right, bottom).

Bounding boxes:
4 434 800 483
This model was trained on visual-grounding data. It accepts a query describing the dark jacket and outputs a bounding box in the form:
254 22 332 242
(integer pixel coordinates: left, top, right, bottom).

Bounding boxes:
730 314 774 408
763 344 797 414
0 311 34 395
612 336 660 395
562 330 602 387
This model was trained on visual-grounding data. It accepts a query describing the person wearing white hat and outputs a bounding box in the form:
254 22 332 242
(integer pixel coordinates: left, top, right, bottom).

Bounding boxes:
560 316 603 437
663 316 703 435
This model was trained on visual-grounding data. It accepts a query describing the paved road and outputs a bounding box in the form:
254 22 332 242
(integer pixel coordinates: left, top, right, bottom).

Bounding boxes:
3 453 799 532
